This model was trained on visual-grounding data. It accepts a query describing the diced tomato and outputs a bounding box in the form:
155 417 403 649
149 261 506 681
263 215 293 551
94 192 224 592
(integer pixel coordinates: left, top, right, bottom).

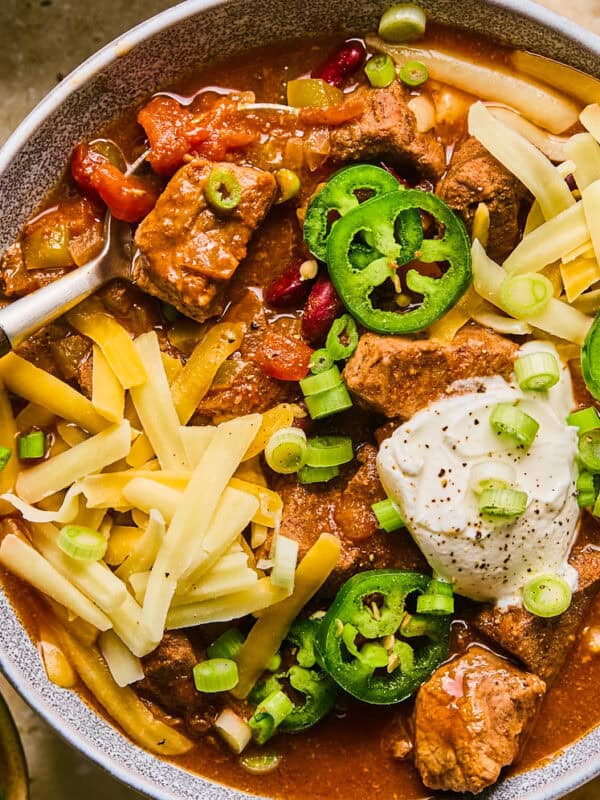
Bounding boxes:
137 96 193 177
71 143 159 223
254 331 313 381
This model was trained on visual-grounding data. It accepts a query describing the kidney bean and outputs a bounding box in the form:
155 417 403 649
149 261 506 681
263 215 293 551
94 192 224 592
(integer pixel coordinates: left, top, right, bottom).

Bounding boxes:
302 276 344 344
265 259 313 308
565 173 577 192
312 39 367 88
379 161 410 188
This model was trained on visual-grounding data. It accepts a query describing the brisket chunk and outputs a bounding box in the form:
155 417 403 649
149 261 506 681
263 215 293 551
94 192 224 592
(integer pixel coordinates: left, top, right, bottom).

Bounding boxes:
268 444 427 594
134 159 277 322
344 325 517 420
474 540 600 683
414 646 545 795
438 136 529 263
329 83 446 180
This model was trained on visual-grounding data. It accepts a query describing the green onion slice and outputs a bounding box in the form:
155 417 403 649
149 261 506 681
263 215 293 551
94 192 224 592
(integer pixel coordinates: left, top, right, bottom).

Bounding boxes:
378 3 427 42
500 272 553 319
325 314 359 362
372 498 405 532
299 365 342 396
309 348 334 375
193 658 239 693
265 427 307 474
490 403 539 448
298 464 340 484
399 60 429 87
522 574 572 618
266 653 282 672
428 578 454 597
479 487 528 518
416 593 454 615
304 383 353 420
275 168 300 204
270 535 299 591
17 430 45 460
567 406 600 434
207 628 245 661
249 690 294 745
514 351 560 391
304 435 353 468
0 447 12 472
240 753 282 774
468 460 515 495
365 54 397 88
578 429 600 472
576 470 596 508
204 167 242 214
57 525 108 562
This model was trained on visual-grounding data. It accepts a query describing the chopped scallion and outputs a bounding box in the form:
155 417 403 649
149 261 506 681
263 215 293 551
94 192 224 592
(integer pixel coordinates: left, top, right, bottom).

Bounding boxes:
490 403 539 448
479 487 528 518
578 429 600 473
298 464 340 484
249 690 294 745
270 535 299 591
304 435 353 468
207 628 245 661
17 430 45 460
567 406 600 434
372 498 405 532
304 382 353 420
265 427 307 474
0 446 12 472
57 525 108 562
416 593 454 615
193 658 239 693
428 578 454 597
378 3 427 42
299 365 342 396
522 574 572 618
266 653 282 672
365 54 397 88
240 752 282 774
399 60 429 87
468 460 515 494
576 471 596 508
514 351 560 391
499 272 553 319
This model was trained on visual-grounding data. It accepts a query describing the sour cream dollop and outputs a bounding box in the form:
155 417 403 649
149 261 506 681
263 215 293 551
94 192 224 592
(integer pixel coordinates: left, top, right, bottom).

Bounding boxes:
377 342 580 607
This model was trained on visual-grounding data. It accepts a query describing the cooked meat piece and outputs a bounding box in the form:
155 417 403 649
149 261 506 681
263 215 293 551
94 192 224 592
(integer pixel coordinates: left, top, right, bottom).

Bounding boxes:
195 290 299 422
438 136 529 263
133 159 277 322
414 646 546 794
344 325 517 419
0 242 69 298
474 540 600 683
136 631 215 737
15 323 93 397
268 444 427 594
329 83 446 180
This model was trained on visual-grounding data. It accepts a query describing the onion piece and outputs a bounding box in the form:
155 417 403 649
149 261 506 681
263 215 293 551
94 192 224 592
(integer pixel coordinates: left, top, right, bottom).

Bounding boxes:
366 35 580 133
511 50 600 106
484 104 570 162
468 102 574 220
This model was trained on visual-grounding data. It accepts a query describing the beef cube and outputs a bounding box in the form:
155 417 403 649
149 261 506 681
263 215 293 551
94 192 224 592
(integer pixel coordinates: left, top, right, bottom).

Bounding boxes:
133 159 277 322
344 325 517 420
0 242 69 298
438 136 529 263
329 83 446 180
474 541 600 683
414 646 545 794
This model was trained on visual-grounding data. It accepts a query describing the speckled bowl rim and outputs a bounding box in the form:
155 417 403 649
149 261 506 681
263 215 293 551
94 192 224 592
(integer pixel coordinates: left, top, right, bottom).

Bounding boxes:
1 1 600 799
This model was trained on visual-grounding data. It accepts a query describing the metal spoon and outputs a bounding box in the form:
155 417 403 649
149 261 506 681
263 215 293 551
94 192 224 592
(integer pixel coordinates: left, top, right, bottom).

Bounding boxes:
0 150 149 358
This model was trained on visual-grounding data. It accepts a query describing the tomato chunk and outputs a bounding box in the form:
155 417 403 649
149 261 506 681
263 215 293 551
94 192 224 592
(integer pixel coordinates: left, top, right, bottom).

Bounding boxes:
254 332 313 381
137 96 193 177
71 143 159 223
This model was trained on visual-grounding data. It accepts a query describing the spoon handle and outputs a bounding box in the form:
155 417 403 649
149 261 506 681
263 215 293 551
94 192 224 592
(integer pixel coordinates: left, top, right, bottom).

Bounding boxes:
0 258 108 357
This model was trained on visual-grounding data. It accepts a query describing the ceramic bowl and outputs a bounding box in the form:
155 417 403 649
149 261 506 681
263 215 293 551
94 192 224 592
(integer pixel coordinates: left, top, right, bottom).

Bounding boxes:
1 1 600 798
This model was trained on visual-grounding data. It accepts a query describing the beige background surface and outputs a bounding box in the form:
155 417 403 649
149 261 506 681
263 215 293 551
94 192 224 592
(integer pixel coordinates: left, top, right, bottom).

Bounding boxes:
1 0 600 798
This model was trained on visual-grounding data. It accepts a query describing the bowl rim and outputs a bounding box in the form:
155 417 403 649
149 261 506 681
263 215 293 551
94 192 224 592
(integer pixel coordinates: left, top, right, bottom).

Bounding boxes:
2 1 600 799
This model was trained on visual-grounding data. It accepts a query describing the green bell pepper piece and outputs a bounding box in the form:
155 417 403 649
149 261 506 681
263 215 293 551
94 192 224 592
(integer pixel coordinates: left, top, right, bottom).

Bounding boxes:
326 189 472 335
303 164 409 262
316 570 451 705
